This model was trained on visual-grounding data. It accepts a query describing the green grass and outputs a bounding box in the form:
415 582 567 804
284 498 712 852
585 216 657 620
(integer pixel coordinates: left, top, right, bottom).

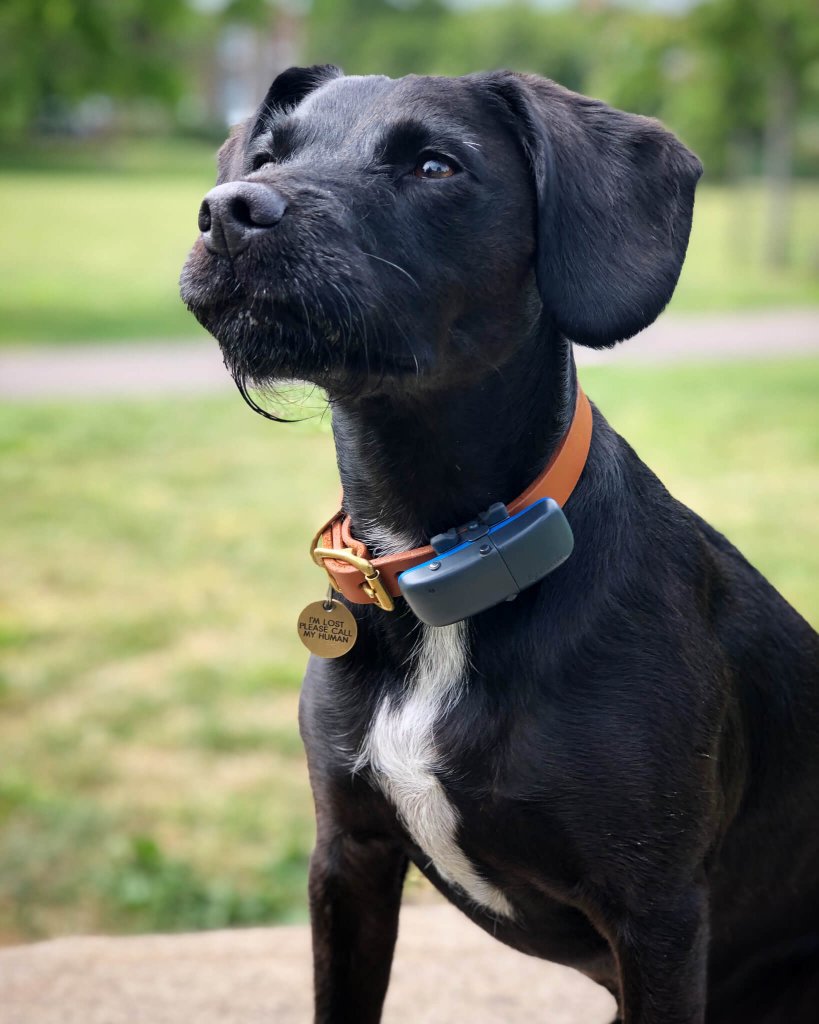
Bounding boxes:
0 142 216 345
0 138 817 345
675 183 819 311
0 358 817 942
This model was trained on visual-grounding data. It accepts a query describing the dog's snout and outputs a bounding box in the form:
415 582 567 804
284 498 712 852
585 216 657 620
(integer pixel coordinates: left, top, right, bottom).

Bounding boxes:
198 182 287 258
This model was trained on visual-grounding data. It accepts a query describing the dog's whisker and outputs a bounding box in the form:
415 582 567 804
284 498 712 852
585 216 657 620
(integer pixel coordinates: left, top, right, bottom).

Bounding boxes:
362 252 422 291
326 279 357 357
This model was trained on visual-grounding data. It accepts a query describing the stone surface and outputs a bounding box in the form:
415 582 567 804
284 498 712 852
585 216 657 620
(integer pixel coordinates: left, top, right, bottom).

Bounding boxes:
0 903 617 1024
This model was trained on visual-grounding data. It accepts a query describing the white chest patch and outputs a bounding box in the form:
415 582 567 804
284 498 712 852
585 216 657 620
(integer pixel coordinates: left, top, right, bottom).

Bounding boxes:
355 620 513 918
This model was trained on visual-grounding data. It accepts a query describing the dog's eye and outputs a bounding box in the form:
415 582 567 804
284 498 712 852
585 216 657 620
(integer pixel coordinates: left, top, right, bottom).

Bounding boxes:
250 153 271 172
413 153 457 179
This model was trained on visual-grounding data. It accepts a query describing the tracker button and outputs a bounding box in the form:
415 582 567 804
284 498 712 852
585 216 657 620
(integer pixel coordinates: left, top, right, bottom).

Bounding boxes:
431 528 460 554
480 502 509 526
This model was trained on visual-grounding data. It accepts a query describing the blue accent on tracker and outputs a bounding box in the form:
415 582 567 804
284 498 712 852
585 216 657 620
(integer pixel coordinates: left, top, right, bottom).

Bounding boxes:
397 497 574 627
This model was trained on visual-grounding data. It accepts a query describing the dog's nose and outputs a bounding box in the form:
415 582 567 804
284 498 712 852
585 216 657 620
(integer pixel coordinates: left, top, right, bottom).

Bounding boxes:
198 182 287 258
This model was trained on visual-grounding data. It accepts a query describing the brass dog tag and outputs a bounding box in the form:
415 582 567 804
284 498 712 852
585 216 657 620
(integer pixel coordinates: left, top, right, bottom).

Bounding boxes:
297 596 358 658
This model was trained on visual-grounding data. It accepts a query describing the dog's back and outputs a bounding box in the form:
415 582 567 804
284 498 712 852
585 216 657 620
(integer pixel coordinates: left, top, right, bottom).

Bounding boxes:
695 517 819 1010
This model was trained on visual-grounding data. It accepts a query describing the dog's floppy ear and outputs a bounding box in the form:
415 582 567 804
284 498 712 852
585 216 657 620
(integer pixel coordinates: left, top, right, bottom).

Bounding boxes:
251 64 344 137
484 72 702 347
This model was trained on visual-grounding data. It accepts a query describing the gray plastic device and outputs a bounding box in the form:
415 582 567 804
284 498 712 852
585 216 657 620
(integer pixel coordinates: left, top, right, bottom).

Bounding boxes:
397 498 574 627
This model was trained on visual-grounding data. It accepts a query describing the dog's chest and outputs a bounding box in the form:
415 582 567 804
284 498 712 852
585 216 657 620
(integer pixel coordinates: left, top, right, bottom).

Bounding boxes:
355 621 513 918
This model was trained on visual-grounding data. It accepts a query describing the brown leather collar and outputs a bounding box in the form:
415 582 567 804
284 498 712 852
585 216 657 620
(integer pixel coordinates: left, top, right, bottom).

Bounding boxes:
311 386 593 610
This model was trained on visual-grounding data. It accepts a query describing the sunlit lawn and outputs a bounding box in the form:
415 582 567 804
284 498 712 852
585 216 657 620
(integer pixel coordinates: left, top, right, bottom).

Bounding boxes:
0 140 817 345
0 142 216 345
0 357 816 942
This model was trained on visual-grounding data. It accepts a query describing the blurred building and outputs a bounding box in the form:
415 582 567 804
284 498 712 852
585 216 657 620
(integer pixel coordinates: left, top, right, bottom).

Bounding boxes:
205 10 304 127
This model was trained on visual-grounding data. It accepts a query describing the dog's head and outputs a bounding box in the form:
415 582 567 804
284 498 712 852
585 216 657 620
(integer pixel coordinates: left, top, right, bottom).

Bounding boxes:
180 67 701 395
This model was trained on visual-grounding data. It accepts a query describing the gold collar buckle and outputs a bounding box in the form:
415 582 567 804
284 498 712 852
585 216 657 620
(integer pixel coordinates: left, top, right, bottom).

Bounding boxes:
312 544 395 612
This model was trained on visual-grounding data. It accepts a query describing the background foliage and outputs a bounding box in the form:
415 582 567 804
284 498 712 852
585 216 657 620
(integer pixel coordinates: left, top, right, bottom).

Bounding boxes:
3 0 818 182
1 0 817 943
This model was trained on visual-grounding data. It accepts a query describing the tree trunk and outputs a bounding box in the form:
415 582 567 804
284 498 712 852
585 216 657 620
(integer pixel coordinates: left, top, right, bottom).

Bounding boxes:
763 61 797 269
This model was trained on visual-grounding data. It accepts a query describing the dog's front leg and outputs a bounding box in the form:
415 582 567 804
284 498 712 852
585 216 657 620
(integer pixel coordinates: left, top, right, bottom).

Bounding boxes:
309 826 408 1024
612 884 709 1024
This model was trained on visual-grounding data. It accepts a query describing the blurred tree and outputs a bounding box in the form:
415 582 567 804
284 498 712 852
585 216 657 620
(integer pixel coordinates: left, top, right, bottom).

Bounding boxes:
691 0 819 266
585 11 677 119
307 0 447 77
0 0 199 138
306 1 597 91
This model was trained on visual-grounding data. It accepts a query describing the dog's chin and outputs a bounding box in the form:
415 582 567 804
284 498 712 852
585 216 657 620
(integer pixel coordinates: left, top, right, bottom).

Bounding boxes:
194 300 331 383
188 297 424 396
180 244 428 394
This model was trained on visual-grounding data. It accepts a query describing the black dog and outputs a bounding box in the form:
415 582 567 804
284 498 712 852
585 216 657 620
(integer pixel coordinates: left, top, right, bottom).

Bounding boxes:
181 66 819 1024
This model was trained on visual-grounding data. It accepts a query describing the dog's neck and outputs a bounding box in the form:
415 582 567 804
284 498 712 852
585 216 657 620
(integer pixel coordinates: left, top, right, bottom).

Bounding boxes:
330 325 576 556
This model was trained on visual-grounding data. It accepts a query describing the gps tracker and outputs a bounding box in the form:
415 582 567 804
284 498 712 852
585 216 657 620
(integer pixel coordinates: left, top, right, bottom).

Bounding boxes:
397 498 574 627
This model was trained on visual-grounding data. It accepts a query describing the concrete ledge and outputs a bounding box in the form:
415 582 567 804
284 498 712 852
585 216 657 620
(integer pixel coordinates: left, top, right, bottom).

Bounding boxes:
0 903 617 1023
